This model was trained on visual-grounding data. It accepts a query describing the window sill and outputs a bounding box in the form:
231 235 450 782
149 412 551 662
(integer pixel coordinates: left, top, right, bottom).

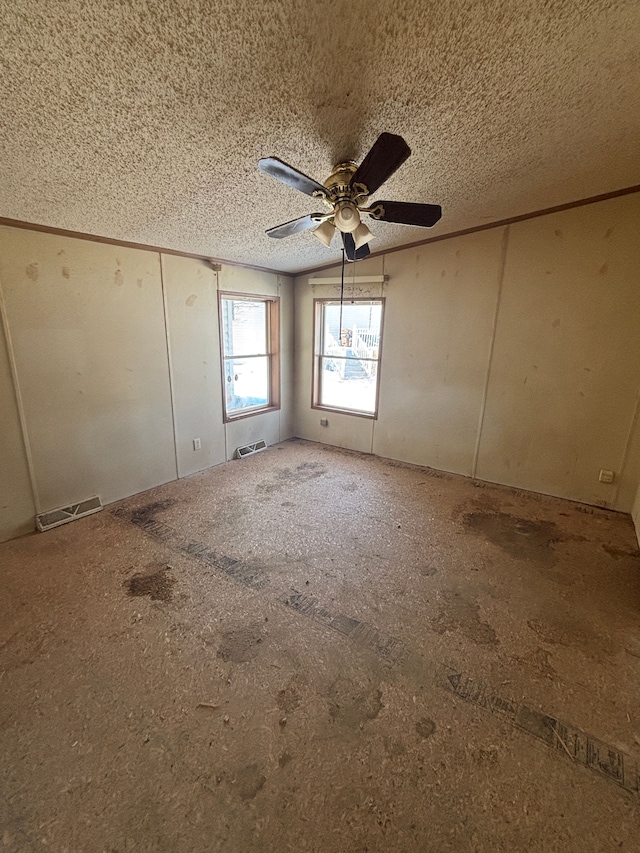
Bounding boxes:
311 404 377 420
223 405 280 424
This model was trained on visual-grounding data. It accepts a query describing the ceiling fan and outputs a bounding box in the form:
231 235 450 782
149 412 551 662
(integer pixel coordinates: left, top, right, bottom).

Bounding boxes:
258 132 442 261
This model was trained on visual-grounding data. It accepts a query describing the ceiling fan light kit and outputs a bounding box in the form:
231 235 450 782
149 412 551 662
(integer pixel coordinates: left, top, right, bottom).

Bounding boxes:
353 222 374 249
312 220 336 247
333 200 360 233
258 132 442 262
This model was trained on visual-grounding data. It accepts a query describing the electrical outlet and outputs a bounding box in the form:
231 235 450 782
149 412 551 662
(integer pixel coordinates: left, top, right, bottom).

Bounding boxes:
598 469 614 484
320 418 328 427
193 438 201 451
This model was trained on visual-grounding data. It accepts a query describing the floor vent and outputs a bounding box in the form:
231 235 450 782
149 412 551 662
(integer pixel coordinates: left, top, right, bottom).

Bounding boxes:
36 496 103 532
236 439 267 459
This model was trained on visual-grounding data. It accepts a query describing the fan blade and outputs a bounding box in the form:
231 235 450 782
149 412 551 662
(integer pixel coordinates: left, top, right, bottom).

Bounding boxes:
368 200 442 228
342 231 371 262
351 133 411 196
258 157 327 198
266 214 328 239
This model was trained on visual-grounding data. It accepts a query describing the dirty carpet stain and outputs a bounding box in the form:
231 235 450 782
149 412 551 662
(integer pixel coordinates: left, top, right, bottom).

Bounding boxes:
602 544 639 561
328 679 383 727
129 499 176 524
527 613 601 648
125 566 175 602
384 738 407 757
513 645 557 679
472 745 500 764
415 717 436 739
217 627 263 663
25 264 39 281
432 591 498 646
233 764 266 800
462 511 560 565
277 680 302 715
258 462 327 494
0 629 47 671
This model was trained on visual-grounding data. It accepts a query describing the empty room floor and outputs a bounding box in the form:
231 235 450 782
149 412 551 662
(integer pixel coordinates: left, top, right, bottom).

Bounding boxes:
1 439 640 852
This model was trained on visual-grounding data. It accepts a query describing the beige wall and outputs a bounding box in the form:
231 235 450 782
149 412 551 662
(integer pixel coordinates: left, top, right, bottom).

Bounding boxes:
476 197 640 508
2 190 639 542
630 413 640 546
0 303 35 541
374 228 506 474
0 226 294 542
162 254 226 476
633 483 640 546
294 192 640 513
0 230 177 517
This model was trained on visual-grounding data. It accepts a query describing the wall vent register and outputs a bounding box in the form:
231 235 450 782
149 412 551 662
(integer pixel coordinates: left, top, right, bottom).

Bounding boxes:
36 496 103 532
236 440 267 459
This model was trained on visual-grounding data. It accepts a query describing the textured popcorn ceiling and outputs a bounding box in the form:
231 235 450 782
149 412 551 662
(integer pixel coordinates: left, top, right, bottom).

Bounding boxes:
1 0 639 274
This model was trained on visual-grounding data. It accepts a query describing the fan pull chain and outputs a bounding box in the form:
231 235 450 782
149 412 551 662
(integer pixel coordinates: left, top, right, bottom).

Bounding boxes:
339 247 345 344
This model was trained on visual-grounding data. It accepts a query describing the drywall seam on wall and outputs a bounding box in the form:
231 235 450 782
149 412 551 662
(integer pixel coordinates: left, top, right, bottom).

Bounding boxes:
277 274 282 443
159 253 180 478
0 271 40 512
215 271 229 463
615 389 640 508
276 275 286 441
471 226 510 479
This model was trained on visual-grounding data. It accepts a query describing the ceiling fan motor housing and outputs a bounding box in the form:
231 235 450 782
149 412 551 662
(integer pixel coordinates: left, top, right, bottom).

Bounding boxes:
323 161 358 194
321 162 364 233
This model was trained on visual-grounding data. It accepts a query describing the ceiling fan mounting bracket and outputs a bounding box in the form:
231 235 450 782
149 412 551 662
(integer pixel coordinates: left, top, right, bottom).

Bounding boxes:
323 162 359 201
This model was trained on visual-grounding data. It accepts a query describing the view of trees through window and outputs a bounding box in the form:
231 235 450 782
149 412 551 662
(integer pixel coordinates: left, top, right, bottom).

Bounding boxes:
315 299 383 416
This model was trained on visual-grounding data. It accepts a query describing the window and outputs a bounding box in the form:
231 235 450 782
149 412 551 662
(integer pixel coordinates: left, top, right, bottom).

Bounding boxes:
313 298 384 418
219 293 280 421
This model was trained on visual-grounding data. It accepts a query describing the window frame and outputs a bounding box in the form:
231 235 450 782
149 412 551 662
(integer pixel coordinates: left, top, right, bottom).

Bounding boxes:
218 291 280 423
312 297 385 420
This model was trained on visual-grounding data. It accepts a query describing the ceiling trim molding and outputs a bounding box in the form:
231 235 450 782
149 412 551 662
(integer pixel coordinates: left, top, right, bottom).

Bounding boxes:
2 182 638 280
298 183 640 276
0 217 288 277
